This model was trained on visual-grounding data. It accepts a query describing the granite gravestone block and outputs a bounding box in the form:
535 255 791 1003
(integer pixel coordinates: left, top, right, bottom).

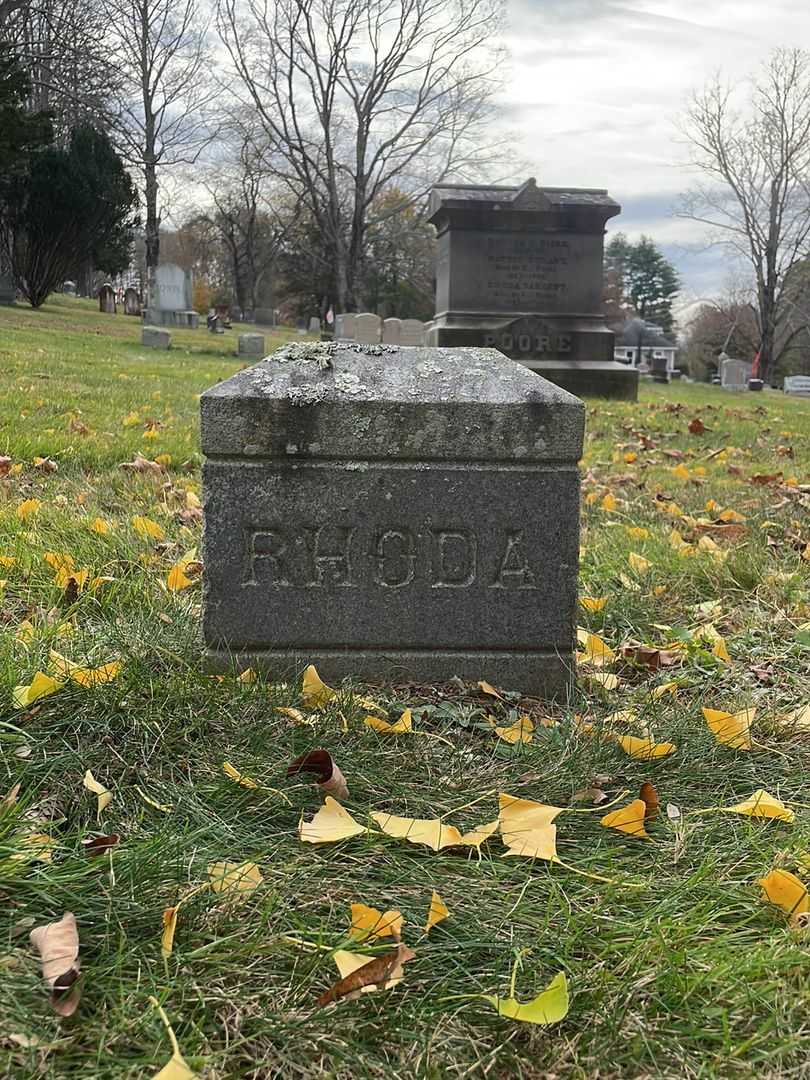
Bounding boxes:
201 342 584 697
98 283 116 313
142 325 171 349
146 263 193 326
123 287 141 316
427 178 638 400
354 313 381 344
238 332 265 357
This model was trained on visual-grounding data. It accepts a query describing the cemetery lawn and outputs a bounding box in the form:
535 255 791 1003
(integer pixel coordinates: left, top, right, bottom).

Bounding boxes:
2 295 810 1080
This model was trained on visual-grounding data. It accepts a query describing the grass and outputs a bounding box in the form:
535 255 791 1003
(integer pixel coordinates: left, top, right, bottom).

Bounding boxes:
1 295 809 1079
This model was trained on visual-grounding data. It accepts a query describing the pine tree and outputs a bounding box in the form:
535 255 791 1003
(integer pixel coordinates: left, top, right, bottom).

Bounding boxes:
604 233 680 333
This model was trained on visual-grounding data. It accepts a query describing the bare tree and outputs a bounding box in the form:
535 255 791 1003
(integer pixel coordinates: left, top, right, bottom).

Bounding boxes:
105 0 215 285
678 49 810 381
217 0 505 311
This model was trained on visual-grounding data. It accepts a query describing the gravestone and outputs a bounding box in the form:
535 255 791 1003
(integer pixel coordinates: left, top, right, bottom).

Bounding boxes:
238 333 265 357
400 318 426 346
98 283 116 314
720 357 750 391
308 316 321 334
354 313 381 344
382 318 402 345
201 342 584 697
145 263 193 326
650 355 669 384
427 177 637 400
335 313 356 340
142 325 171 349
123 287 141 316
783 375 810 395
255 308 275 325
0 273 15 305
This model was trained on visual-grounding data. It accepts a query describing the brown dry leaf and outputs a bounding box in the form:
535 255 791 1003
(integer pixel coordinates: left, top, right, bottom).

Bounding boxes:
688 418 707 435
572 785 608 805
478 680 504 699
81 833 121 856
0 455 12 476
287 749 349 800
619 643 683 669
29 912 81 1017
120 453 164 475
317 944 416 1006
639 782 659 821
694 521 747 540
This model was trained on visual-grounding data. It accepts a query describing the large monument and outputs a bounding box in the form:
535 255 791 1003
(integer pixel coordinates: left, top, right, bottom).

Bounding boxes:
427 178 638 400
201 342 584 698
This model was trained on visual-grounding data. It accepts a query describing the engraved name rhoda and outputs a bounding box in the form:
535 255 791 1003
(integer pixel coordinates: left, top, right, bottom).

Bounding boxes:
242 525 539 591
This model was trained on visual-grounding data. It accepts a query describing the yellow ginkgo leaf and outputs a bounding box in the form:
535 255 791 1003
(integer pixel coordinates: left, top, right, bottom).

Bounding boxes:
703 707 753 750
580 596 607 612
758 869 809 921
149 997 198 1080
498 793 563 861
586 672 620 691
132 516 165 541
223 761 258 789
626 526 650 540
478 680 503 699
424 890 449 933
651 681 678 700
0 555 17 568
17 498 40 521
672 464 690 481
479 971 569 1026
628 552 651 574
12 671 62 709
49 649 79 678
600 798 649 838
300 797 367 844
301 664 336 708
350 903 403 941
90 517 111 536
783 704 810 730
365 709 412 734
370 812 463 851
711 637 731 663
276 706 311 725
44 551 75 575
207 860 263 895
459 819 499 850
495 715 534 744
601 493 618 511
161 907 179 958
613 734 677 761
722 789 794 823
72 661 122 688
576 629 615 667
83 770 112 817
167 561 194 592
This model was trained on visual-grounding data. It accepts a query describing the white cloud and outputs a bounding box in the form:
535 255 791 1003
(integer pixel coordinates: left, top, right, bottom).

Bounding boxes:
501 0 810 294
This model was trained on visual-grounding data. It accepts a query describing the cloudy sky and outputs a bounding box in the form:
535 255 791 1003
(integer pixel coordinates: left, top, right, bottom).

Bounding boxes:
503 0 810 309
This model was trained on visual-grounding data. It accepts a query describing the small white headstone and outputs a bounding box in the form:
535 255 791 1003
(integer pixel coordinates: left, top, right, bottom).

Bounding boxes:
308 316 321 333
142 325 171 349
400 318 426 346
335 313 356 340
720 357 750 391
784 375 810 395
382 318 402 345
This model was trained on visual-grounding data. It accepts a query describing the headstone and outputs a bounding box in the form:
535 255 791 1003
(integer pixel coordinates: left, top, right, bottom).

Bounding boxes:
238 333 265 357
720 357 750 391
254 308 275 325
201 342 584 697
177 310 199 329
123 287 141 316
62 280 77 296
142 325 171 349
0 273 15 305
308 316 321 334
382 318 402 345
427 177 638 400
146 263 193 325
784 375 810 395
400 318 425 346
335 313 356 340
354 312 381 344
650 355 669 384
98 283 116 314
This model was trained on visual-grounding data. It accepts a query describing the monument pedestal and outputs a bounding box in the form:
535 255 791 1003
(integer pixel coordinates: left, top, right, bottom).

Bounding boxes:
428 178 638 401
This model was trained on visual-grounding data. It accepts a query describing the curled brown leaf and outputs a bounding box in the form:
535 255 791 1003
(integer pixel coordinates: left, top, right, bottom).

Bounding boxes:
29 912 81 1017
287 749 349 801
317 944 416 1007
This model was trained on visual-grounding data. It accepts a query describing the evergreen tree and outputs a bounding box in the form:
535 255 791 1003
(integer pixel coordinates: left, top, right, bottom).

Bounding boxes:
604 233 680 333
0 41 52 179
0 123 138 306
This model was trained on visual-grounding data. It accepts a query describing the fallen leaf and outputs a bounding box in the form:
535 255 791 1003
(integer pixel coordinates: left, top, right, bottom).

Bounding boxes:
499 793 563 861
370 811 463 851
619 644 682 669
29 913 81 1017
135 785 173 813
576 629 615 666
585 672 620 691
703 706 753 750
613 734 677 760
132 515 165 541
90 517 111 535
626 526 650 540
580 596 607 612
81 834 121 856
758 869 809 921
287 749 350 800
722 789 794 823
600 798 649 838
572 785 608 805
12 671 62 709
639 781 659 820
666 803 682 820
276 706 311 724
350 903 403 941
299 797 367 844
651 681 678 700
167 560 194 592
302 664 336 707
10 832 57 864
223 761 258 789
628 552 651 574
17 498 41 521
149 996 197 1080
601 493 618 511
478 680 504 699
207 860 263 895
495 715 534 744
320 944 416 1005
459 819 500 850
83 770 112 818
365 709 412 734
161 907 179 958
120 453 164 476
688 417 706 434
72 661 122 688
782 704 810 730
478 970 569 1026
424 890 449 933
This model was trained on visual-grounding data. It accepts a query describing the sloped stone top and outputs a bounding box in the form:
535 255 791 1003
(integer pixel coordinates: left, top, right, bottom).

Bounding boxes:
429 177 620 219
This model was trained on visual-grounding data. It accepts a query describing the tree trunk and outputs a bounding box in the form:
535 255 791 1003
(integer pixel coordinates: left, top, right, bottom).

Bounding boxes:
144 159 159 279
